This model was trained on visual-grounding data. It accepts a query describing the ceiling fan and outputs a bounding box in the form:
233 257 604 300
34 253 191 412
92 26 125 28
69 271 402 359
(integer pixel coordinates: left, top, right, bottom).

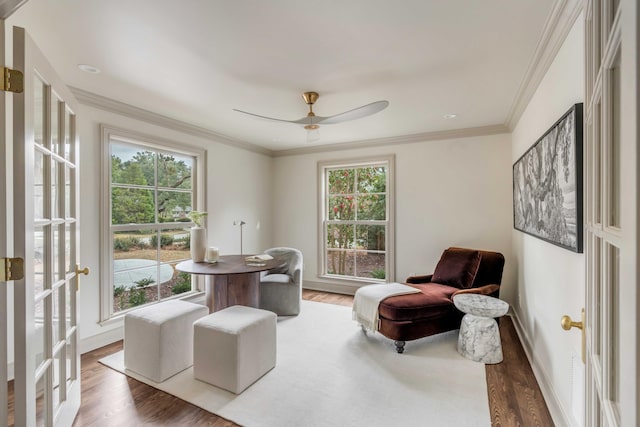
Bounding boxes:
233 92 389 142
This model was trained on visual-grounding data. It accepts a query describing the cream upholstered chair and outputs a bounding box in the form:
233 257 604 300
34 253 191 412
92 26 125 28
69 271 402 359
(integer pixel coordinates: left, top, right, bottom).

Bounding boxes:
259 247 303 316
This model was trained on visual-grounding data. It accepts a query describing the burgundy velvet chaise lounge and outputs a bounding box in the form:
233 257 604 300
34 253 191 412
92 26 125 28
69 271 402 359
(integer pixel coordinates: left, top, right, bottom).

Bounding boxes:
378 247 505 353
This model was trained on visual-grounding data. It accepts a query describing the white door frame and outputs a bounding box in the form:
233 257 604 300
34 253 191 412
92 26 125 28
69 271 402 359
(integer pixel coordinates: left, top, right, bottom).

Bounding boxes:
583 0 638 425
0 3 29 423
1 17 8 427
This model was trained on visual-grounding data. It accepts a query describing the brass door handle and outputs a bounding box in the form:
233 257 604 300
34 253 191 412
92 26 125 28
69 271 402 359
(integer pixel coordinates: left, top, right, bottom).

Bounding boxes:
561 315 583 330
561 308 585 363
75 264 89 292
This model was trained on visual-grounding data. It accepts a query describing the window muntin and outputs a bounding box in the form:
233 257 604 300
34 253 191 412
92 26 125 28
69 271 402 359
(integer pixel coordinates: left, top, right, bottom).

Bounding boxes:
320 157 394 282
102 129 205 321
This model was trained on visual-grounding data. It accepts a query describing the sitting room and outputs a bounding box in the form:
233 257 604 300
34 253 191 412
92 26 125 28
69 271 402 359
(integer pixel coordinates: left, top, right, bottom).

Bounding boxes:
1 0 638 426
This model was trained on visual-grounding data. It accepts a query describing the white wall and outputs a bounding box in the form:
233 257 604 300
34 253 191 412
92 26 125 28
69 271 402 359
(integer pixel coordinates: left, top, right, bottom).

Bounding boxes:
273 134 514 295
511 17 584 427
77 105 273 351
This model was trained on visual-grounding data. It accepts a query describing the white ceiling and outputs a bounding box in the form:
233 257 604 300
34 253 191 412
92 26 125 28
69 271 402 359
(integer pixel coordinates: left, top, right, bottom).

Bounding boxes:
8 0 556 151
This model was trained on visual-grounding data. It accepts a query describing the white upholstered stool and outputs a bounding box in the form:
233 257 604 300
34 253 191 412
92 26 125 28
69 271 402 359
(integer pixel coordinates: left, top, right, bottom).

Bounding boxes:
193 305 277 394
124 300 208 382
453 294 509 364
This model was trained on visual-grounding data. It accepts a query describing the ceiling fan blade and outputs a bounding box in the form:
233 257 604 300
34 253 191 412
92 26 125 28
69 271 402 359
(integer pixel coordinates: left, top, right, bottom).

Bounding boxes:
232 109 302 124
320 100 389 125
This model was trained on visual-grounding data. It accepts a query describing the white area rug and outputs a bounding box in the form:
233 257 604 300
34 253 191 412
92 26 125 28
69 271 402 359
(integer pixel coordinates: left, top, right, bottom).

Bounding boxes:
100 300 490 427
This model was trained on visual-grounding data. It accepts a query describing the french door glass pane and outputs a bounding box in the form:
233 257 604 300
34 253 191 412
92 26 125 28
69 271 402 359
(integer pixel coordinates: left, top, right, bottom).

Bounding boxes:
51 160 58 219
34 77 45 147
51 96 59 155
36 386 45 427
594 101 602 224
65 166 71 218
53 225 61 279
65 337 76 384
34 150 45 219
593 235 602 359
608 243 620 401
52 287 61 345
64 223 72 274
34 298 45 369
34 227 45 296
53 352 62 411
609 50 621 227
64 107 73 161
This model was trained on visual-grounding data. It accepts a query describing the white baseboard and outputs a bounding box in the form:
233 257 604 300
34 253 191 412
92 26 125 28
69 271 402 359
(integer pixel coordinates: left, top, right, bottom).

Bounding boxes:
509 309 574 427
80 325 123 355
303 280 361 295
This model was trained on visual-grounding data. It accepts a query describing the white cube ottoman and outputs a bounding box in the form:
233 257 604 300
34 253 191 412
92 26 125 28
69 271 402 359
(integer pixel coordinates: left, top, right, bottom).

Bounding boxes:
124 299 208 382
193 305 277 394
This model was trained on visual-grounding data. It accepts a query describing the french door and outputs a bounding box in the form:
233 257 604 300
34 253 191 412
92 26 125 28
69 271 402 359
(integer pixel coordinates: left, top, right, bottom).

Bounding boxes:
11 26 83 426
583 0 638 426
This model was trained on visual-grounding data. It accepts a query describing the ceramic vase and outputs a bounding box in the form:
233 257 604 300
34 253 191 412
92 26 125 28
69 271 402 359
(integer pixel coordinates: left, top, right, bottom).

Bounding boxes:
190 227 206 262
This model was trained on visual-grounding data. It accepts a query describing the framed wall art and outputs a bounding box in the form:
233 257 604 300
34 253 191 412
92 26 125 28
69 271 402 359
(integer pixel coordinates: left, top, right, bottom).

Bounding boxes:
513 103 583 252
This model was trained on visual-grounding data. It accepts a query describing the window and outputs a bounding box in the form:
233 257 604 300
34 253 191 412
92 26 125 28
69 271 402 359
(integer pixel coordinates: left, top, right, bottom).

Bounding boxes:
319 156 394 283
100 126 206 321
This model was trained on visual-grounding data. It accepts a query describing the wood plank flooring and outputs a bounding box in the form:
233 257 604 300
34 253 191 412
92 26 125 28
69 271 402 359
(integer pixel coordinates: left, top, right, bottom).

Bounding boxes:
10 290 553 426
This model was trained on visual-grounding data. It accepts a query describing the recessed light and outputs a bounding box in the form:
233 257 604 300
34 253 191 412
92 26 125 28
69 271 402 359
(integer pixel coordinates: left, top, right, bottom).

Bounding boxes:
443 113 457 119
78 64 101 74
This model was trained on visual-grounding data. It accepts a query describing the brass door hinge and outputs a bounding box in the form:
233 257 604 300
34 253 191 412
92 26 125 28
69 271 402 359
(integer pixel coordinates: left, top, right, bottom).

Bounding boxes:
2 67 24 93
1 257 24 281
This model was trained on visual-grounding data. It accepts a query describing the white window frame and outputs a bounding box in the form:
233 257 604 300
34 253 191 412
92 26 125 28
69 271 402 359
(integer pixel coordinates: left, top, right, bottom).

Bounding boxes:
317 155 395 284
99 125 206 322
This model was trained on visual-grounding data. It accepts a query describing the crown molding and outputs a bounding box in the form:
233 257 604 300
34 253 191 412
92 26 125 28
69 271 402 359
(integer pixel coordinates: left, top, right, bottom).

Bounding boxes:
71 86 510 159
504 0 583 130
69 86 274 157
0 0 28 19
272 124 509 157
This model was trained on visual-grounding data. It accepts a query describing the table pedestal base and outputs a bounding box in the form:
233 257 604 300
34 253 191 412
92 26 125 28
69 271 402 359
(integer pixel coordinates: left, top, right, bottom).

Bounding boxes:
205 273 260 313
457 314 503 364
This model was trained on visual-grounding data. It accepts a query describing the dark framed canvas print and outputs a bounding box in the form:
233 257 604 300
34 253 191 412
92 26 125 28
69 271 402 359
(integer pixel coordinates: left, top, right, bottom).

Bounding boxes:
513 103 583 252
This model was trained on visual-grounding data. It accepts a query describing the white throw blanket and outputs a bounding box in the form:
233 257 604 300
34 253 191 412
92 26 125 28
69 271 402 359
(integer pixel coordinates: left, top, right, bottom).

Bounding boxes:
352 282 421 332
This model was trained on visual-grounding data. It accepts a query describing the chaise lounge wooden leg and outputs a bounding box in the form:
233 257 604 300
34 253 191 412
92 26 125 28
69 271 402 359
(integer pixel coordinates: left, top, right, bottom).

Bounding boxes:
394 340 405 354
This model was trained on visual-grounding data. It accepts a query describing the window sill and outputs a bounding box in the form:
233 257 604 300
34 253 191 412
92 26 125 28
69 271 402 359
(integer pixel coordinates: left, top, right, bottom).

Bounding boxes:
98 291 205 326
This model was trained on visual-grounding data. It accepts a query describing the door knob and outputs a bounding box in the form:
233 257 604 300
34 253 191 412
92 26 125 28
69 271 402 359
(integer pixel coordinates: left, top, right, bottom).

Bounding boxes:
561 314 583 330
561 308 585 363
75 264 89 292
76 265 89 276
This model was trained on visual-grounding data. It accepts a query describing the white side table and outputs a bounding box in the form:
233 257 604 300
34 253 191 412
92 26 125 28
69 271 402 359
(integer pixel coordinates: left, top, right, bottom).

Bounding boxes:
453 293 509 364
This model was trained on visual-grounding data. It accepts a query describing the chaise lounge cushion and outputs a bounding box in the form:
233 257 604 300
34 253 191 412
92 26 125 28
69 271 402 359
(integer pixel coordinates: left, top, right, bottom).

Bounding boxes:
378 283 458 322
431 248 481 289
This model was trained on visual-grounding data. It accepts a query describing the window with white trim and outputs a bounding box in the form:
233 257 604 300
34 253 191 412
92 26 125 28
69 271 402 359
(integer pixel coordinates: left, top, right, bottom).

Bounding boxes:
100 126 206 321
319 156 394 282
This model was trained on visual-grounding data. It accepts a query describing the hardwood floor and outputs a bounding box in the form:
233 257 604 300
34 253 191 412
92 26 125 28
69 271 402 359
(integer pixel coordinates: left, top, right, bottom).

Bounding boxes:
11 290 553 426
